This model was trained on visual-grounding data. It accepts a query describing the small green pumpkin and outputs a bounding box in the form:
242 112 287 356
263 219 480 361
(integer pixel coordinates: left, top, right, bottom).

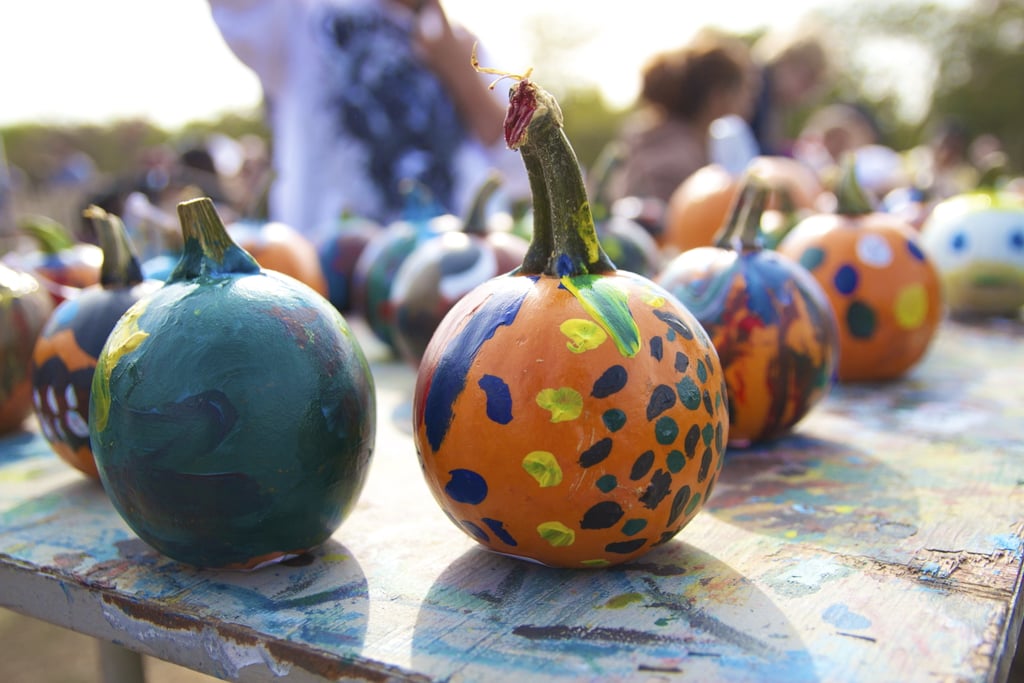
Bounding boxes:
90 198 376 569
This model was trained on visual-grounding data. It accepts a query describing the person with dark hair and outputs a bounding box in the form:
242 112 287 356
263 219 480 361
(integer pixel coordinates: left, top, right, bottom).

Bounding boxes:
613 28 756 204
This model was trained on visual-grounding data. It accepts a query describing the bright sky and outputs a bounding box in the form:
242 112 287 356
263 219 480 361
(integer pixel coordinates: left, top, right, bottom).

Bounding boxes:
0 0 959 129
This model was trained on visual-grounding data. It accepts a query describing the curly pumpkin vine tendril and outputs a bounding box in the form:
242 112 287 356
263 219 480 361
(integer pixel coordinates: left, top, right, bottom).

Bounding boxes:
473 48 615 278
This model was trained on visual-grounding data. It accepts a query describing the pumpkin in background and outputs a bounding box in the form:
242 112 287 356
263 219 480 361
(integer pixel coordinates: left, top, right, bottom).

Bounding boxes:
227 219 329 297
317 213 381 314
90 198 376 569
0 263 54 435
7 215 102 303
662 157 823 255
658 175 838 446
777 156 942 381
413 78 728 569
390 173 529 367
31 207 161 478
919 168 1024 316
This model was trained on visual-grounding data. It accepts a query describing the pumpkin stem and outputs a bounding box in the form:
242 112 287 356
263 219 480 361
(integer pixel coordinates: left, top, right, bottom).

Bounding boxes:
462 171 503 236
715 174 768 252
976 152 1008 191
19 215 75 254
170 197 261 282
84 206 145 288
505 79 615 277
588 141 626 223
834 153 874 216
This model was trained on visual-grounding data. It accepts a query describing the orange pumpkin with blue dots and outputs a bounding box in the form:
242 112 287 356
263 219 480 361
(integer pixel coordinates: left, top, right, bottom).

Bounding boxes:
777 156 942 381
413 77 728 569
31 207 160 478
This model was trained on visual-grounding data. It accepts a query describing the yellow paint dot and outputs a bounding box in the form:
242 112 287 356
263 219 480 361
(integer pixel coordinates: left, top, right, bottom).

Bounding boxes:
783 530 798 539
560 318 607 353
522 451 563 487
894 283 929 329
581 558 611 567
537 521 575 547
536 387 583 423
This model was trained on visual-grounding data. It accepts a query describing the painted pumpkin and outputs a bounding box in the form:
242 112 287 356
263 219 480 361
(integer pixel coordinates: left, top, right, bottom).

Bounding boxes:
9 215 102 303
317 213 381 314
31 207 161 478
919 177 1024 316
89 198 376 569
662 157 822 255
227 219 329 297
413 77 728 569
777 157 942 381
657 176 838 446
0 263 54 434
390 173 529 366
589 143 662 277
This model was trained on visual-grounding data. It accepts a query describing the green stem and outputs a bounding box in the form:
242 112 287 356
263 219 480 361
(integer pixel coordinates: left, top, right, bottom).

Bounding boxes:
169 197 260 283
506 80 614 277
715 175 768 252
19 215 75 253
462 171 502 236
834 153 874 216
84 206 144 288
588 141 625 223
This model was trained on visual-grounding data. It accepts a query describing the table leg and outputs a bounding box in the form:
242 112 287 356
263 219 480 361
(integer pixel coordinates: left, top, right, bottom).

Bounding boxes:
98 640 146 683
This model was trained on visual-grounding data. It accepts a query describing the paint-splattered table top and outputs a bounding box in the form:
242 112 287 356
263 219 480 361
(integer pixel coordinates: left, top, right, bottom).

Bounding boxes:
1 315 1022 682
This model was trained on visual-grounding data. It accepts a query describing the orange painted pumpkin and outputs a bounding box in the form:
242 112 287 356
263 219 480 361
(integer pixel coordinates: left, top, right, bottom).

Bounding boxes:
31 207 161 478
10 215 102 303
777 157 942 381
663 157 822 255
658 175 838 446
228 220 328 297
0 263 54 434
413 78 728 569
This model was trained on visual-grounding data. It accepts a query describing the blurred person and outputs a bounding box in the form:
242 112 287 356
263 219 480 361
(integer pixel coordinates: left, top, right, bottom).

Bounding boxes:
613 28 756 205
207 0 527 244
793 102 880 188
748 23 832 157
905 118 979 201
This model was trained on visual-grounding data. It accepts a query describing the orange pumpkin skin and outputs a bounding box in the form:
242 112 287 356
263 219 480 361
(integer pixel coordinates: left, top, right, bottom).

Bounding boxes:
413 272 728 568
777 212 942 381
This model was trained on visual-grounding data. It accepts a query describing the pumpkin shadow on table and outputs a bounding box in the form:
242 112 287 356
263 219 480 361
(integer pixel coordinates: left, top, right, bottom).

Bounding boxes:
410 542 818 682
706 432 920 552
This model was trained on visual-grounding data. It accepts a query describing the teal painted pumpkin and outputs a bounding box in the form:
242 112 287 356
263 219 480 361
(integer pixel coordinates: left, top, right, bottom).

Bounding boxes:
89 198 376 569
31 206 160 478
657 176 838 446
413 79 728 569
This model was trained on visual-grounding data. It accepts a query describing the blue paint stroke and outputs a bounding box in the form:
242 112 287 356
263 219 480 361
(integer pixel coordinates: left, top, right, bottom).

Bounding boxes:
822 603 871 630
991 533 1024 559
423 280 531 451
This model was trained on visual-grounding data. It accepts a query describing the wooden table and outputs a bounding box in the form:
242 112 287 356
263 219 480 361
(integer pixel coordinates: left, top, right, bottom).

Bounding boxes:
1 315 1022 682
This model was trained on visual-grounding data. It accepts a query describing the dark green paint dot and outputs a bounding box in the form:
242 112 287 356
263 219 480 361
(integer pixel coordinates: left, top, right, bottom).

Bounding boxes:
702 423 715 446
667 450 685 473
685 492 703 516
621 518 648 536
602 408 627 432
596 474 617 492
655 416 679 445
799 247 827 271
677 376 701 410
697 359 708 383
846 300 877 339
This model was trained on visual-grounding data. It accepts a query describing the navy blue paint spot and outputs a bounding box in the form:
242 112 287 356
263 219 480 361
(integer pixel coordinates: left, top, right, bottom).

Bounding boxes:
602 409 627 432
424 282 530 451
580 501 625 529
951 232 967 252
702 388 714 416
592 365 628 398
655 417 679 445
668 485 691 525
684 424 701 458
650 336 664 361
445 469 488 504
1012 230 1024 251
483 518 518 546
715 422 723 452
698 447 713 483
704 353 715 374
605 538 647 554
646 385 676 420
675 351 689 373
799 247 826 271
640 469 672 509
579 438 613 467
834 264 858 295
555 254 575 277
654 309 694 340
478 374 513 424
630 450 655 480
461 520 489 542
907 239 926 261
